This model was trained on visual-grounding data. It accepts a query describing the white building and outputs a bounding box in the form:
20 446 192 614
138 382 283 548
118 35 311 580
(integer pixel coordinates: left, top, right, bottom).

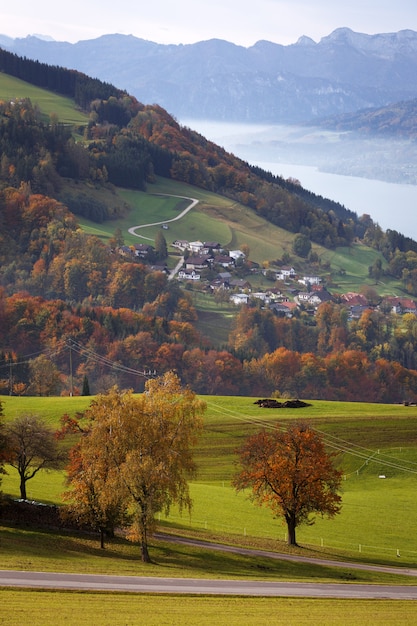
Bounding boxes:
230 293 250 305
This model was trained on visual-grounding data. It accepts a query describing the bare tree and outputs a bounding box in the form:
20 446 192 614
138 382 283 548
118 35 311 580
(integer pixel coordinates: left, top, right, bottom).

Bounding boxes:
6 414 63 500
28 354 62 396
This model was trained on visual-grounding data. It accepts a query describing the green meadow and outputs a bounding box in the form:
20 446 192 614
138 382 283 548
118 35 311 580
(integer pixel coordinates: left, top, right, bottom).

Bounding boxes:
2 395 417 567
76 176 403 297
2 395 417 624
0 73 89 125
1 591 416 626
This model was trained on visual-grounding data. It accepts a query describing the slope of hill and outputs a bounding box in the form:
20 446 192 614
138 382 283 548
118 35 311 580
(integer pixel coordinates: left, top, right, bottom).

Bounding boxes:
3 28 417 123
315 98 417 139
0 73 89 125
1 60 417 402
0 64 360 248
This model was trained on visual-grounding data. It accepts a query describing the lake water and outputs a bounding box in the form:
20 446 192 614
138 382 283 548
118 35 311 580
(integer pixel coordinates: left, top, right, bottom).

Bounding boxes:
181 119 417 241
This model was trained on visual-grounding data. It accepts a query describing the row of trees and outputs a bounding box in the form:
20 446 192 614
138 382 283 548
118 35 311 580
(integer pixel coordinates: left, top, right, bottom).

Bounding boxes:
1 376 342 556
2 289 417 401
231 302 417 372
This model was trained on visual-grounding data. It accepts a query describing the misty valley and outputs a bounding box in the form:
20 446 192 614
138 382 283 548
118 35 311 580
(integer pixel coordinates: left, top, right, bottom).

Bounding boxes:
182 119 417 240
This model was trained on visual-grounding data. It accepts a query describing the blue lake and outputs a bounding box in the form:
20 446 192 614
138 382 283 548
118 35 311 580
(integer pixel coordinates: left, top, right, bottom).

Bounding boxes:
182 119 417 241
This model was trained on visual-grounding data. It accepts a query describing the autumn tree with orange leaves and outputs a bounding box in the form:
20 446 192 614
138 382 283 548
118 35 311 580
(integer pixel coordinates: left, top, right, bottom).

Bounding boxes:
62 372 205 561
233 423 342 546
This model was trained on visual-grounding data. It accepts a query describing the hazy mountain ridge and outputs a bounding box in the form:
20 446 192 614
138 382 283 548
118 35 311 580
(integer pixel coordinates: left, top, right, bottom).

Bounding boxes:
3 28 417 123
314 98 417 139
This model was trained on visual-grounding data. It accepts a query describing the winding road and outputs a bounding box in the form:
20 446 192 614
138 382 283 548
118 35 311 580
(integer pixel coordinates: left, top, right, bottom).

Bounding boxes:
127 194 199 280
127 195 199 240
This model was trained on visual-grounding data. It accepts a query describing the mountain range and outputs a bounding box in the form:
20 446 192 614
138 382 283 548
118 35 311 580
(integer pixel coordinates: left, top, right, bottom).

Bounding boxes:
2 28 417 124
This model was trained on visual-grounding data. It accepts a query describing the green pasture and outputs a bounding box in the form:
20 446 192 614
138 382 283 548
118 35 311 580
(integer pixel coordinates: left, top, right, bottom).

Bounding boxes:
0 73 88 125
191 291 237 345
322 244 383 279
1 396 417 621
2 395 417 566
77 176 403 298
76 176 287 262
321 243 402 296
0 395 91 425
1 591 416 626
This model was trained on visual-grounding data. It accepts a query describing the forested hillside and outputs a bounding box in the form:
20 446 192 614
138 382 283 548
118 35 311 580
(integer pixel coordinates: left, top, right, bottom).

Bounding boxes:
317 97 417 139
1 49 417 402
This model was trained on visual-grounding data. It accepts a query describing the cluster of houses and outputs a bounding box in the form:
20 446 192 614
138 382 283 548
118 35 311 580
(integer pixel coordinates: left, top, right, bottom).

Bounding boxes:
176 245 417 319
173 239 245 280
118 239 417 320
118 243 155 259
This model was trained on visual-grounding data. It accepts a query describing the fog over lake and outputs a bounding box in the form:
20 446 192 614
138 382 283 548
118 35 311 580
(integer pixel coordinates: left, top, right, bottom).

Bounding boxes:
182 120 417 241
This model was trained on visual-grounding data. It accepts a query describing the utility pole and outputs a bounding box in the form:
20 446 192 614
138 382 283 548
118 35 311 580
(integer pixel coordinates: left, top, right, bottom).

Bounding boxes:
8 354 13 396
69 340 74 397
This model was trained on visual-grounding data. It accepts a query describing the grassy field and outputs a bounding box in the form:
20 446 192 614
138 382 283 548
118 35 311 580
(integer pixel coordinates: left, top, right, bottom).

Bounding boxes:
77 176 404 299
1 591 416 626
0 73 88 125
2 395 417 567
321 243 402 295
191 291 237 345
77 176 294 263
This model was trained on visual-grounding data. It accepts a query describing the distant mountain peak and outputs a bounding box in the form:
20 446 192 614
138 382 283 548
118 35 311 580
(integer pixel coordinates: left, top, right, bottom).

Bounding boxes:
3 29 417 125
30 34 56 42
296 35 316 46
319 27 417 56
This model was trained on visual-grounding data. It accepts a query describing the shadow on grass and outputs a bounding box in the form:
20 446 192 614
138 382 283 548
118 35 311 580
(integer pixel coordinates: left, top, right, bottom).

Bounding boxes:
1 522 413 584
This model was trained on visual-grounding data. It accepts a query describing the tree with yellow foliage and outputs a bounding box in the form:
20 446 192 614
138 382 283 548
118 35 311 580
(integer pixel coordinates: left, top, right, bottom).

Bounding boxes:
63 372 205 561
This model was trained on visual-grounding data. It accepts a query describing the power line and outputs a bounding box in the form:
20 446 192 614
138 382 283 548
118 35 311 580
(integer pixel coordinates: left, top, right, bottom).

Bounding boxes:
67 339 156 378
0 345 414 473
0 339 156 380
205 399 417 476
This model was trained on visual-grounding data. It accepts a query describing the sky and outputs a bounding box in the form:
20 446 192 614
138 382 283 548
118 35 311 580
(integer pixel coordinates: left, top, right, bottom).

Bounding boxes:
2 0 417 47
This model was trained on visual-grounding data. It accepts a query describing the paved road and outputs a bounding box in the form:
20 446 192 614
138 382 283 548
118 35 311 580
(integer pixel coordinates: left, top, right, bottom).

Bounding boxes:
127 195 199 240
2 535 417 598
127 193 198 280
1 570 417 598
155 533 417 579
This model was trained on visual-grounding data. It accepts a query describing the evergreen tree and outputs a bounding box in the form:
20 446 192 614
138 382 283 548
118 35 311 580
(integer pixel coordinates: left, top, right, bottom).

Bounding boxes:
82 375 90 396
155 230 168 260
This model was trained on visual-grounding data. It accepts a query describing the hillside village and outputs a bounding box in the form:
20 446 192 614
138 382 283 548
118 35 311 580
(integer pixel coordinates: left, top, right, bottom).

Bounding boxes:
117 237 417 321
1 52 417 402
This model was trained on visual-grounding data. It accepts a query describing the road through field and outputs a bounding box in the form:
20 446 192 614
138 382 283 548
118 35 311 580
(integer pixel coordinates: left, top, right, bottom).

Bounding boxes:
127 194 198 279
127 195 199 239
155 533 417 579
2 534 417 598
1 570 417 598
